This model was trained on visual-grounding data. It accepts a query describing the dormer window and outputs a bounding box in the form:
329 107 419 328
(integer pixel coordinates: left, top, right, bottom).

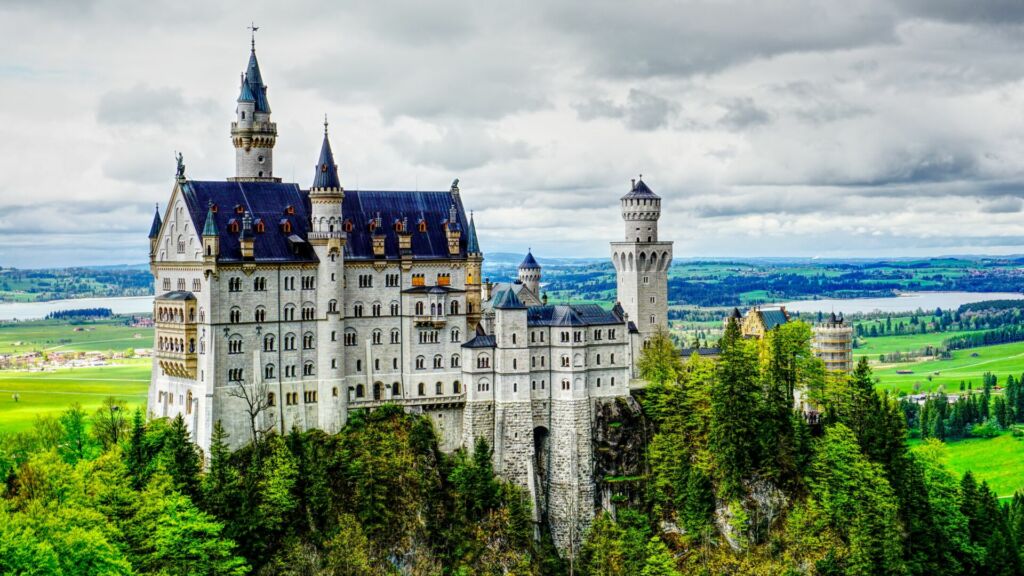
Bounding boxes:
228 219 240 233
210 203 218 213
254 219 265 233
368 219 377 232
279 219 292 234
418 220 427 233
235 204 245 214
394 219 404 232
343 219 353 232
285 205 295 215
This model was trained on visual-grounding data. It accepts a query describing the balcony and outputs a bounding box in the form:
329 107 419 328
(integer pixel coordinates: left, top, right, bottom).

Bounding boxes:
414 315 447 328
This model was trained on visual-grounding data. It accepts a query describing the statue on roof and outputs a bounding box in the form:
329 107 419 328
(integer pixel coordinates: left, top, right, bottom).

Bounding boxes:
175 151 185 179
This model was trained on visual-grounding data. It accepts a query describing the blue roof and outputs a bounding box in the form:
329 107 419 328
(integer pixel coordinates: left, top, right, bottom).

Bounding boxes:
237 74 255 103
462 330 496 349
342 190 469 261
467 213 480 254
527 304 622 327
492 287 526 310
148 205 162 238
202 203 217 237
245 49 270 113
312 131 340 189
621 178 659 199
519 251 540 269
180 180 316 263
756 308 789 330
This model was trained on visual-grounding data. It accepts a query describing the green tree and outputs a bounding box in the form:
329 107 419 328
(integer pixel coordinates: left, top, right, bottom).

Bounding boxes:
321 512 381 576
640 536 681 576
161 413 202 497
710 318 761 497
92 396 128 450
58 403 93 464
579 512 628 576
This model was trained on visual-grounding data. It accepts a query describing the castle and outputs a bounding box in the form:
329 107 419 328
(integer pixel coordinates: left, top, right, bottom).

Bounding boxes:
147 39 672 552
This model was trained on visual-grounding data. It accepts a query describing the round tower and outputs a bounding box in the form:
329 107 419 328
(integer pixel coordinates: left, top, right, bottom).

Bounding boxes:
620 177 661 242
517 250 541 297
230 35 277 181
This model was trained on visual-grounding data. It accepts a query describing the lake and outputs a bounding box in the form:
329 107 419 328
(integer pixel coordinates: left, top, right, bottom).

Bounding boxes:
0 296 154 321
774 291 1024 316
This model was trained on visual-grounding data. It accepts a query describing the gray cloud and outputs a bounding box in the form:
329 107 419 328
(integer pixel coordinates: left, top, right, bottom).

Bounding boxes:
717 97 771 130
574 89 679 130
392 124 533 171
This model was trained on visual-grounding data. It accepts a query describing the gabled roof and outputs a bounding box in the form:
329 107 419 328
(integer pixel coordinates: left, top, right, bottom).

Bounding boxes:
756 308 789 330
492 287 526 310
519 251 540 269
466 213 480 254
312 128 340 189
463 324 496 349
148 205 162 239
342 190 470 261
621 178 659 199
156 290 196 301
179 180 316 263
527 304 623 327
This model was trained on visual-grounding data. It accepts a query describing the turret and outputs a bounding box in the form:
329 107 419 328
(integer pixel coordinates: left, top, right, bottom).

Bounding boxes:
620 177 661 242
148 203 162 259
517 250 541 297
202 202 219 260
465 212 483 330
230 36 277 181
445 204 461 256
240 211 254 260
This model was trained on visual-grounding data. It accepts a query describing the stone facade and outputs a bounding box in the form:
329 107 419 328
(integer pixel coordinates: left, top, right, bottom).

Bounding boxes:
147 41 673 555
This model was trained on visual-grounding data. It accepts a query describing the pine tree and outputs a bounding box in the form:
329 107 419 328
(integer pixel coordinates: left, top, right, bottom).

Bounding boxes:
710 318 761 498
126 407 148 489
161 414 202 498
640 536 681 576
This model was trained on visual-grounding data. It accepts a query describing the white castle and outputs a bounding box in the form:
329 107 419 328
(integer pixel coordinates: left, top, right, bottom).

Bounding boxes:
147 40 672 551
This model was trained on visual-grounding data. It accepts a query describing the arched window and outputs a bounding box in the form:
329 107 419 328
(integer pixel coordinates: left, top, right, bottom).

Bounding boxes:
453 380 461 394
451 354 460 368
418 220 427 232
284 333 296 350
435 382 443 395
303 332 314 349
283 304 296 321
390 301 400 315
230 307 241 324
254 306 266 323
372 302 381 317
415 301 425 315
451 328 460 342
344 329 357 347
267 392 276 406
303 362 315 376
392 382 400 396
433 355 443 369
416 356 425 370
450 300 460 315
328 299 338 313
265 364 275 379
355 384 365 398
353 303 364 317
390 329 400 344
418 382 425 396
372 330 382 345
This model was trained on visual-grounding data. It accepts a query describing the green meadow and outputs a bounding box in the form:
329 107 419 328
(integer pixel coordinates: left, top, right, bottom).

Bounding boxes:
872 340 1024 394
0 361 150 433
913 433 1024 499
0 318 151 354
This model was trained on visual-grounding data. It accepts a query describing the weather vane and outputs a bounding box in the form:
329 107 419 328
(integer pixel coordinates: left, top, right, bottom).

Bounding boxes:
248 22 259 50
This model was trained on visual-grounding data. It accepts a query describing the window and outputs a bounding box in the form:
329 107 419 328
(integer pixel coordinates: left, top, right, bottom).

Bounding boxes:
512 359 517 369
177 278 186 291
228 337 243 354
331 331 337 342
611 377 616 386
386 273 400 287
285 365 296 378
562 379 570 390
415 301 424 315
596 354 601 366
390 329 400 344
374 359 380 371
230 307 241 324
412 273 425 287
163 278 171 291
451 354 460 368
356 360 362 372
344 330 357 346
255 307 266 323
392 358 398 370
594 329 602 341
229 277 241 292
643 276 649 285
561 331 570 343
650 315 656 325
228 368 243 382
355 384 365 398
477 379 490 392
286 392 298 405
303 333 314 349
453 380 461 394
416 356 425 370
390 302 400 315
303 362 315 376
344 219 353 232
353 303 364 317
302 305 315 321
574 331 582 343
433 355 443 369
265 364 275 379
418 220 427 233
477 355 491 369
328 300 338 313
437 273 450 286
372 303 381 317
304 390 318 403
284 333 296 350
302 276 315 290
418 383 425 396
253 277 267 291
358 274 373 288
192 279 201 292
451 328 460 342
284 305 296 321
435 382 443 395
561 355 570 367
264 334 275 351
372 330 382 345
267 392 276 406
284 276 295 290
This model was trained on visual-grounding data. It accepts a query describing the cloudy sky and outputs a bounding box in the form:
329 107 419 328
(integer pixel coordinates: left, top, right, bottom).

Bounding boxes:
3 0 1024 267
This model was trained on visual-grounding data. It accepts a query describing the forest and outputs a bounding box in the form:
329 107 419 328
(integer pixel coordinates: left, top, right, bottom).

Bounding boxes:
2 322 1023 575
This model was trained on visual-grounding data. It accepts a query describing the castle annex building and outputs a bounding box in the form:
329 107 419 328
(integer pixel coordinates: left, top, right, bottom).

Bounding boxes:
147 40 672 552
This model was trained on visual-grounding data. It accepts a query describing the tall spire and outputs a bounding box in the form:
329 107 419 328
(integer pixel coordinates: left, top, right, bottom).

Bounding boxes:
243 24 270 113
467 211 480 254
148 203 162 239
312 117 341 189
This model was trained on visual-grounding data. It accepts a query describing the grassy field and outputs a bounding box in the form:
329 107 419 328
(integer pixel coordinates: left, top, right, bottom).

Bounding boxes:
854 330 982 360
872 340 1024 394
913 433 1024 498
0 318 151 354
0 361 150 433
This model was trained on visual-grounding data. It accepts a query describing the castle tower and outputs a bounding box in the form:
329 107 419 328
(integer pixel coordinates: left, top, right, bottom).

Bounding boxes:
308 118 346 432
490 288 533 490
230 35 278 181
610 177 673 348
517 250 541 298
466 212 484 330
148 204 162 262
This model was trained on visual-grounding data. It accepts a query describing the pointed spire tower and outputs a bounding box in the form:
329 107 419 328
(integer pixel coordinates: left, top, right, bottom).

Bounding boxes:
230 27 278 181
148 203 162 260
465 209 484 330
308 116 344 246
